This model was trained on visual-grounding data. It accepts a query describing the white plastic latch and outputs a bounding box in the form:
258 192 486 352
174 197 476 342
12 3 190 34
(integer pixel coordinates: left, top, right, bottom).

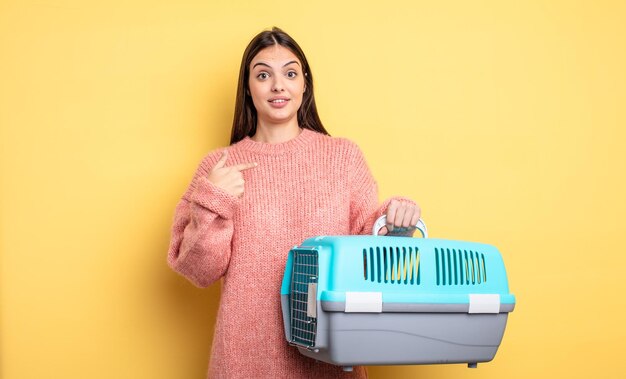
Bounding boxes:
469 294 501 313
345 292 383 313
307 283 317 318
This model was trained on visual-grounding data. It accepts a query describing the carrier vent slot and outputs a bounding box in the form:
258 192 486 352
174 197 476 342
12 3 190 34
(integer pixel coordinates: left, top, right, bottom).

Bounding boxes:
435 248 440 285
363 246 420 285
436 248 487 286
464 250 470 284
459 249 465 284
453 249 459 285
470 251 476 284
376 247 381 283
289 250 318 348
363 249 368 280
368 247 376 282
481 254 487 282
447 249 452 285
383 247 389 283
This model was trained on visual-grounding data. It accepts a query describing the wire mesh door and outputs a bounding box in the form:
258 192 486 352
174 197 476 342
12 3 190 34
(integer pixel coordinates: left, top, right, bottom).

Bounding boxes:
289 249 318 348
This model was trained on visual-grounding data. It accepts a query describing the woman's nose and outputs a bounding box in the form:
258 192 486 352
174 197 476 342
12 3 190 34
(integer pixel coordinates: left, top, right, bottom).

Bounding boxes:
271 77 284 92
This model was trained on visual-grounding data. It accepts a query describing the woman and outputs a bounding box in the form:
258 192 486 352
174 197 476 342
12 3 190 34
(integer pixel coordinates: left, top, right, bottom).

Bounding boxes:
167 27 421 379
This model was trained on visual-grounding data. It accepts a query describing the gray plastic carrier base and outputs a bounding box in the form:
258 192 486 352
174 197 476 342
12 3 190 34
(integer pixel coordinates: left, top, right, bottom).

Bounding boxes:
295 311 508 367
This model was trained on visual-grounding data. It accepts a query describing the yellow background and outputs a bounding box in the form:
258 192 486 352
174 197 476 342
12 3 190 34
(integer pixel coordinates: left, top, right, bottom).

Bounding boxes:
2 0 625 378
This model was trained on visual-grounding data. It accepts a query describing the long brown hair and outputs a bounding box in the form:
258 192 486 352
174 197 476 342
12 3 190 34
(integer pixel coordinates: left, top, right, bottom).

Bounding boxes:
230 27 329 144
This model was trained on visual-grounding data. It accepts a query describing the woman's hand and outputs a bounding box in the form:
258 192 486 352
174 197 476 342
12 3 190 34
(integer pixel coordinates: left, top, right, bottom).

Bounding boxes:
207 150 257 198
378 199 421 236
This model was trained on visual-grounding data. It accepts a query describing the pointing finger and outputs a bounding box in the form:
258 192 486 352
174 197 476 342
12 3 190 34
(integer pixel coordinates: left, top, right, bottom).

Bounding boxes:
232 162 258 171
214 150 228 169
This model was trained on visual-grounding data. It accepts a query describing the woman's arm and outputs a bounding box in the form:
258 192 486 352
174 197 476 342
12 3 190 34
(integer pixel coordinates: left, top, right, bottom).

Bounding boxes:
347 141 420 236
167 156 241 288
347 142 380 235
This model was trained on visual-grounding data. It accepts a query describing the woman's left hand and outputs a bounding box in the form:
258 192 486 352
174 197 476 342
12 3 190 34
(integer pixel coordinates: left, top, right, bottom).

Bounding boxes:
378 199 421 236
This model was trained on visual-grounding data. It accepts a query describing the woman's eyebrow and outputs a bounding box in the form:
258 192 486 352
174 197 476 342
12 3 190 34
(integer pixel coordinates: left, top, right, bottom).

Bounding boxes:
283 60 300 67
252 61 300 69
252 62 272 69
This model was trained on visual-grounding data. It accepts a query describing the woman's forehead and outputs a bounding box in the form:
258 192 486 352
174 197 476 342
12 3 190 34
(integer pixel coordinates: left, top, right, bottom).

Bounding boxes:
251 45 301 68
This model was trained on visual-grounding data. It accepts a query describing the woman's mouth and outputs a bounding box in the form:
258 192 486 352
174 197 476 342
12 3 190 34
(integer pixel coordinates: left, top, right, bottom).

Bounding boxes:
268 98 290 108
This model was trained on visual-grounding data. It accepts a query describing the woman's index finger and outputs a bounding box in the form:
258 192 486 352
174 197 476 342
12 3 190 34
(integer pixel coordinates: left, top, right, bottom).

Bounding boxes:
232 162 258 171
213 150 228 169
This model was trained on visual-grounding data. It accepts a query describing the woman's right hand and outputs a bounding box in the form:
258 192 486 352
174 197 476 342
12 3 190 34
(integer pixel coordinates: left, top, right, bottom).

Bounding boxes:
207 150 257 198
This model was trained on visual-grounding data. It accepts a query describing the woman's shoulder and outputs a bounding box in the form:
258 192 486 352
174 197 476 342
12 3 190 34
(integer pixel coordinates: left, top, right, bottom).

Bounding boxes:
194 147 228 175
310 129 363 154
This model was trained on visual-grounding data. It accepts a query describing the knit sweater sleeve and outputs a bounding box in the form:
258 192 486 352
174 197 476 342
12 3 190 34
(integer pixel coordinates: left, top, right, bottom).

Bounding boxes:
347 141 417 235
347 141 380 235
167 152 239 288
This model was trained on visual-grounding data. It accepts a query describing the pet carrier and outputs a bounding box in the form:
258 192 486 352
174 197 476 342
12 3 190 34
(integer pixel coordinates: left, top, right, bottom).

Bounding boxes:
280 216 515 371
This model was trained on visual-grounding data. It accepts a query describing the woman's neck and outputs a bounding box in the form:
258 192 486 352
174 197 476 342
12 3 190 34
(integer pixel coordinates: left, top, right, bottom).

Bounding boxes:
251 121 302 143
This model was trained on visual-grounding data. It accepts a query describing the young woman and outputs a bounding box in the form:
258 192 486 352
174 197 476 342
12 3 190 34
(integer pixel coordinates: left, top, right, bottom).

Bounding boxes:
167 27 421 379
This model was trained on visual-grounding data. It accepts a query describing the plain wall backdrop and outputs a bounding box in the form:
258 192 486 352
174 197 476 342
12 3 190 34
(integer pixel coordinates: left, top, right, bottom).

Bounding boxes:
1 0 625 378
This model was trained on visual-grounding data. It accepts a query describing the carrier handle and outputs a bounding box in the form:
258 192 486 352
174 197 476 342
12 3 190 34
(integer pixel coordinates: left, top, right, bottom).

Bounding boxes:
372 215 428 238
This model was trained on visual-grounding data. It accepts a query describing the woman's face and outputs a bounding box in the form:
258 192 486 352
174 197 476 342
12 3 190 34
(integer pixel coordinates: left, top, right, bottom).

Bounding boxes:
248 45 306 128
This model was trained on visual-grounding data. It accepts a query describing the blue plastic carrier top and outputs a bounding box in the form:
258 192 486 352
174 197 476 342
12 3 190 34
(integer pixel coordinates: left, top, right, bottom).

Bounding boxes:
281 236 515 311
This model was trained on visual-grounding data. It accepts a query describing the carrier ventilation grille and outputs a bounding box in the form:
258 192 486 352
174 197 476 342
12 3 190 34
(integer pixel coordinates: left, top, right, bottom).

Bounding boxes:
435 248 487 286
289 250 318 348
363 246 421 285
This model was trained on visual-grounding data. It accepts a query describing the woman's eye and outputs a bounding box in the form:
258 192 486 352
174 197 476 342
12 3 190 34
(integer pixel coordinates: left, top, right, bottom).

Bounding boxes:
287 71 297 78
257 72 269 80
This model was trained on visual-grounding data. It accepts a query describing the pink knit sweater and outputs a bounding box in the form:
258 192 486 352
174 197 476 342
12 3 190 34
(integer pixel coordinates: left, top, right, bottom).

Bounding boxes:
168 128 408 378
